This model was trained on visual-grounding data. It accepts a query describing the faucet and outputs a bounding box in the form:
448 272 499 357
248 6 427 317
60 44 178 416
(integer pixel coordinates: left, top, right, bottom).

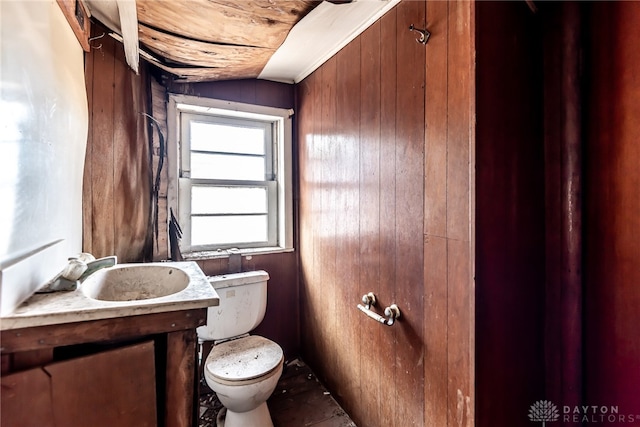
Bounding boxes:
37 253 117 293
77 256 117 282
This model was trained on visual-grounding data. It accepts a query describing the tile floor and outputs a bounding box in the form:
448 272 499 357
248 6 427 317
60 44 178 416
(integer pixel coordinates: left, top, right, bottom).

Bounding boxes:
199 359 356 427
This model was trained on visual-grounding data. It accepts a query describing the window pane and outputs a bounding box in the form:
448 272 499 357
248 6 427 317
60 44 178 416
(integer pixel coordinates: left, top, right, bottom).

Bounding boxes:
191 152 265 180
191 122 265 155
192 186 267 215
191 215 268 246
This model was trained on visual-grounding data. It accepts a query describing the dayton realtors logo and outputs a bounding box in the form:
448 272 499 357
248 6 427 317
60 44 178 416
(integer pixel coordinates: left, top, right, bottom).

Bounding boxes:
528 400 640 424
528 400 560 426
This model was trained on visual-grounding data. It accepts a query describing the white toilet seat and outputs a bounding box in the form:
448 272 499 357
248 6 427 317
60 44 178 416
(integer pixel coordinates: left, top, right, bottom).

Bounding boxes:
206 335 283 386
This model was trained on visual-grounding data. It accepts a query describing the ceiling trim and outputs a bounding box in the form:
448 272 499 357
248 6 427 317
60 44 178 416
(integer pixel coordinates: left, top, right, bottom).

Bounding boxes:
258 0 401 84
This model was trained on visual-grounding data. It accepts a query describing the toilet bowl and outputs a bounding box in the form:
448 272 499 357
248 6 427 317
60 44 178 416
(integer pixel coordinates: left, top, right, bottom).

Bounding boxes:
198 271 283 427
205 335 283 427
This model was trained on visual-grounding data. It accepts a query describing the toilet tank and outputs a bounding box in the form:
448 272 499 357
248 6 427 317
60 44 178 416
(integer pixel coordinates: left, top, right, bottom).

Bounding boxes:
197 270 270 341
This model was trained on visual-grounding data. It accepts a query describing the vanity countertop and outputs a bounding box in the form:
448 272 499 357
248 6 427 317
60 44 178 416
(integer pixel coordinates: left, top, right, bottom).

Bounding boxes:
0 261 218 331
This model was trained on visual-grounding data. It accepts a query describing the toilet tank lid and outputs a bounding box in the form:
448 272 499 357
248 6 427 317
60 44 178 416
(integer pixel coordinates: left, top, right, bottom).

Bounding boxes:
207 335 283 382
207 270 270 290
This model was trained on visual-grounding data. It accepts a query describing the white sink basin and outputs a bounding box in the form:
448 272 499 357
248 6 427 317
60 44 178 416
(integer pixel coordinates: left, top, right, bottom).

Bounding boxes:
81 264 190 301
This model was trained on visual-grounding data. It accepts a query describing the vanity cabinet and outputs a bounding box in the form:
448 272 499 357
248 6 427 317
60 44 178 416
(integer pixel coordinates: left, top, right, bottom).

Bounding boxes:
1 308 207 427
2 341 156 426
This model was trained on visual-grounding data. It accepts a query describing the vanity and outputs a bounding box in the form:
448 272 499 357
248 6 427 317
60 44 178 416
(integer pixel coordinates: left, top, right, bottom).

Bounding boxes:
0 261 219 427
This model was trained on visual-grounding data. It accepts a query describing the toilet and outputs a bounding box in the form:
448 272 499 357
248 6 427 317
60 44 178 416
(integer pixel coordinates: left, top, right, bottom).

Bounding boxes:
197 270 284 427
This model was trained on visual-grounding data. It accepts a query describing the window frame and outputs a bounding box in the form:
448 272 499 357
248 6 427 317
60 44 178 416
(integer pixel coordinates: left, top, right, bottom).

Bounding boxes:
167 94 294 257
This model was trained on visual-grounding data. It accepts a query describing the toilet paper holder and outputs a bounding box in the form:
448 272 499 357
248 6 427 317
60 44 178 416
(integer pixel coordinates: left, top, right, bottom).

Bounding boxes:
357 292 401 326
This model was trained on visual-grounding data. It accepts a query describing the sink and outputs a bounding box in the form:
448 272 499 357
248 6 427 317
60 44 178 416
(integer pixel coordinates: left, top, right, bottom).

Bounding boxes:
81 264 190 302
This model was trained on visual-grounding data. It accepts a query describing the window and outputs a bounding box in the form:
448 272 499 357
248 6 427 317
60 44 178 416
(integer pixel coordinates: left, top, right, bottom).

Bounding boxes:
168 95 293 256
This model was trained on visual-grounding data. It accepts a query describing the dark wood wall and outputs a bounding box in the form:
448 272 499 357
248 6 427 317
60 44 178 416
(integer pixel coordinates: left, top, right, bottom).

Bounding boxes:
584 1 640 417
542 2 584 417
476 2 640 425
166 78 295 108
83 25 152 263
475 2 546 426
296 1 474 426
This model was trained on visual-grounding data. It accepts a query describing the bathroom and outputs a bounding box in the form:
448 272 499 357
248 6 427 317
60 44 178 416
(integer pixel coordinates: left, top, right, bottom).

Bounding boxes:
2 1 640 426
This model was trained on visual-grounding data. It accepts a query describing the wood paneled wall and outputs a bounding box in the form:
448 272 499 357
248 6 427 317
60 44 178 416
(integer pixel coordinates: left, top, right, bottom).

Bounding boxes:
475 2 546 426
584 1 640 416
83 25 152 262
165 78 295 110
476 2 640 423
541 2 584 417
296 1 474 425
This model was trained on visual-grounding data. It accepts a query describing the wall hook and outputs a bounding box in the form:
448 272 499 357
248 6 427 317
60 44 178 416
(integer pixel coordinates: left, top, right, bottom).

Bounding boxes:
409 24 430 45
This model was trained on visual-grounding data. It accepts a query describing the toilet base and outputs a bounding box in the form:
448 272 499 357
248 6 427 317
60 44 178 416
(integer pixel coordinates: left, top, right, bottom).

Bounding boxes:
216 402 273 427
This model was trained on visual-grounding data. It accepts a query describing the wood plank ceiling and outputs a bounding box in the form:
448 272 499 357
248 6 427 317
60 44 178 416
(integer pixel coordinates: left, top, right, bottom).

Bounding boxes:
94 0 322 82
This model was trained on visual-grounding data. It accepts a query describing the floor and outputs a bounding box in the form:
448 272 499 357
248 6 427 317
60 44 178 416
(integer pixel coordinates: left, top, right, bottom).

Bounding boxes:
199 359 357 427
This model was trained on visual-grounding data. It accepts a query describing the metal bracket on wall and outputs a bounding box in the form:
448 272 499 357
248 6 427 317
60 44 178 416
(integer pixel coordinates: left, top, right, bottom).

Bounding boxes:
357 292 401 326
409 24 431 45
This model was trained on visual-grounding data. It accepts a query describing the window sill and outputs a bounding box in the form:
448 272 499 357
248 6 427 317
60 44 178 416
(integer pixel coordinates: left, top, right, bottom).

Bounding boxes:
181 246 294 261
